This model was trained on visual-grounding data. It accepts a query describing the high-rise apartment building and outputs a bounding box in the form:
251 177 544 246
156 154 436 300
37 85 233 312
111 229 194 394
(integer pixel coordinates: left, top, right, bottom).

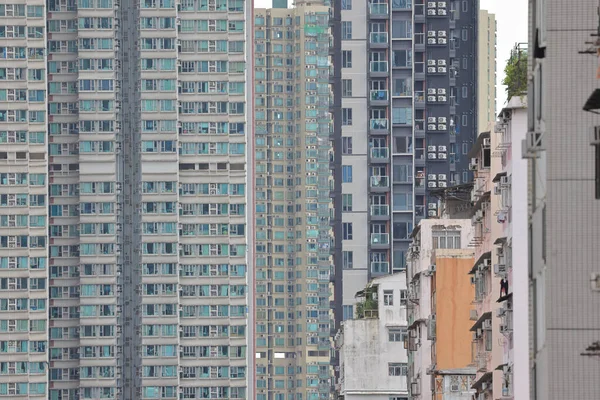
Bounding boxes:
0 0 253 398
252 3 335 400
477 9 496 130
528 0 600 398
339 0 480 319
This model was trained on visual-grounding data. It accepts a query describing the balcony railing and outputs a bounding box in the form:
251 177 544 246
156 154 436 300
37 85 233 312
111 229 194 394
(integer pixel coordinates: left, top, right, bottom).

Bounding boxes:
391 0 412 10
370 204 389 216
370 147 389 159
370 32 389 44
414 119 425 131
370 61 388 73
414 91 425 103
370 175 389 188
370 233 390 245
370 89 389 101
370 261 389 272
370 119 388 130
369 3 389 15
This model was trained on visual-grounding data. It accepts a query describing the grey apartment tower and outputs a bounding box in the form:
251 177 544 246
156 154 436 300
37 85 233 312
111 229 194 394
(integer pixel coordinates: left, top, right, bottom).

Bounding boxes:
338 0 479 319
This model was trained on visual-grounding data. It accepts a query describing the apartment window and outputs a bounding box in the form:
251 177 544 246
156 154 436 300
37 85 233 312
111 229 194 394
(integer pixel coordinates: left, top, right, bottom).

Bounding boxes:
342 21 352 39
343 305 354 320
392 50 412 68
342 50 352 68
392 20 412 39
462 114 468 126
342 194 353 211
342 223 353 240
383 290 394 306
342 251 353 269
389 363 407 376
342 108 353 125
342 0 352 10
462 0 467 12
432 229 461 249
342 79 353 97
342 137 353 154
462 86 468 98
462 28 468 41
462 57 468 69
388 328 407 342
393 78 411 96
342 165 353 183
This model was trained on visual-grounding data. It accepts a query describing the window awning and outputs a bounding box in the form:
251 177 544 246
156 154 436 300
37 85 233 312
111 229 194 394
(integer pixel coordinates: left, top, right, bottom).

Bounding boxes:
497 292 513 303
471 371 493 390
493 236 507 245
469 251 492 274
492 171 507 183
470 311 492 332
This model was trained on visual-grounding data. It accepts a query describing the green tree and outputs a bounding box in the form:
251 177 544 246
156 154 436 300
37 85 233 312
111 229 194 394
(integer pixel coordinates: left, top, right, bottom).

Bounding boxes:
502 49 528 100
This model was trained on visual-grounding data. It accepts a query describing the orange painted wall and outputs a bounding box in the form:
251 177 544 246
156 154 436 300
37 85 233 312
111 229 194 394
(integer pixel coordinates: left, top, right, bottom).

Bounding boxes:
434 256 475 370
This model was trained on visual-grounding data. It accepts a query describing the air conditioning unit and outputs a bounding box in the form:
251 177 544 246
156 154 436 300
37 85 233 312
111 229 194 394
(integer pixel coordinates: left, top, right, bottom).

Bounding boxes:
427 30 436 37
438 145 447 152
427 145 437 152
427 59 437 66
436 174 446 181
494 263 506 275
496 307 506 317
438 88 446 95
428 174 437 180
438 153 447 160
438 1 447 8
427 88 437 94
483 258 491 267
428 210 437 217
475 209 484 221
428 152 437 159
438 38 447 44
438 8 447 15
428 38 437 44
438 31 447 37
428 181 437 187
428 66 437 73
427 1 436 7
428 124 437 130
428 202 437 209
438 59 447 66
427 8 437 15
438 181 447 187
483 319 492 330
500 175 510 185
483 138 491 147
470 309 478 320
428 95 437 102
438 96 447 102
497 212 507 223
494 184 502 195
438 124 447 130
427 117 437 123
438 66 447 73
469 158 478 170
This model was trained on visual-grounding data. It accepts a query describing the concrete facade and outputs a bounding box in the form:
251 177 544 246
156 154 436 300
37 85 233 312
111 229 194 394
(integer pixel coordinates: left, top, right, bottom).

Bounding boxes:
0 0 253 398
252 4 335 400
528 0 600 398
335 273 409 400
406 218 473 398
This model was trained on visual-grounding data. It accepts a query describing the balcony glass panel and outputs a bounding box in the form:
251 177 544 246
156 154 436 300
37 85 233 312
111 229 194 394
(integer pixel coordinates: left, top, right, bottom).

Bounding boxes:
370 147 389 159
391 0 411 9
414 91 425 103
370 89 389 101
370 233 390 245
369 3 389 15
370 61 388 73
370 32 389 44
370 119 388 130
370 175 389 188
370 204 389 216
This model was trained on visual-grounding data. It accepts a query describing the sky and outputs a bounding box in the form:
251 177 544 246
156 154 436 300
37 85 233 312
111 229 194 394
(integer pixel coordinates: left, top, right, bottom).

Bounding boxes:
253 0 529 113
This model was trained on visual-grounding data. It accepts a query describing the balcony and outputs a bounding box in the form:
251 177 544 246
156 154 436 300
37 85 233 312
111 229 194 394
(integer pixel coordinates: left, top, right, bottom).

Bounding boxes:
369 32 389 48
370 204 390 218
369 2 389 17
370 89 389 104
370 233 390 246
370 175 389 190
369 61 388 76
369 118 388 133
370 147 389 161
414 91 425 108
370 261 389 273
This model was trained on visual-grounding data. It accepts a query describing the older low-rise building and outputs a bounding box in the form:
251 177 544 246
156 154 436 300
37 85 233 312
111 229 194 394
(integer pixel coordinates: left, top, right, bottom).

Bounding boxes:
335 273 409 400
406 218 475 399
